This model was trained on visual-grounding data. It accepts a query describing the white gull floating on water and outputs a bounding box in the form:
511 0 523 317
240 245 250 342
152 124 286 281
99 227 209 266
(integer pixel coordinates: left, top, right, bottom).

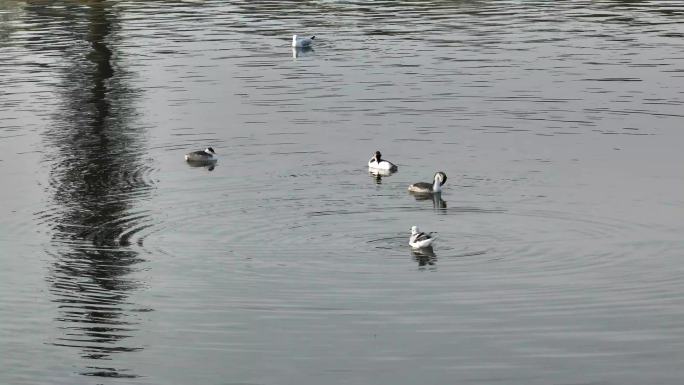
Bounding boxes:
409 225 436 248
292 34 315 48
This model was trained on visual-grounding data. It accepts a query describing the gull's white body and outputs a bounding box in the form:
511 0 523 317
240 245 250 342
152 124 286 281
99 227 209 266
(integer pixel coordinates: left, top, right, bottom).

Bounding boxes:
292 34 315 48
409 225 436 248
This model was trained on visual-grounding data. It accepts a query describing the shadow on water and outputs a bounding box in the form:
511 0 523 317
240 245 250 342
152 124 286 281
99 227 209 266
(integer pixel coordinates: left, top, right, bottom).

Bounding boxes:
292 46 314 59
28 3 151 379
410 191 447 210
186 159 217 171
411 246 437 268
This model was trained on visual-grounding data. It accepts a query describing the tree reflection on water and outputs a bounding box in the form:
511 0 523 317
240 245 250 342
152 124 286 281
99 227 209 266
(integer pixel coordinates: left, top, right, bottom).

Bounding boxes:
30 2 151 379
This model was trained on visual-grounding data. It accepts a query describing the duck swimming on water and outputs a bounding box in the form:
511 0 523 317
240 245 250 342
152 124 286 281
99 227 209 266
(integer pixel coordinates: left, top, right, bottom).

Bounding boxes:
368 151 398 172
408 171 446 194
185 147 217 162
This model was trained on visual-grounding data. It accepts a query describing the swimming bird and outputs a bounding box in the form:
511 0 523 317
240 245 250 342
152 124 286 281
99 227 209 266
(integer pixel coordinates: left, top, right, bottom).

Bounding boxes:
368 151 398 172
292 34 315 48
185 147 217 162
409 225 436 248
408 171 447 194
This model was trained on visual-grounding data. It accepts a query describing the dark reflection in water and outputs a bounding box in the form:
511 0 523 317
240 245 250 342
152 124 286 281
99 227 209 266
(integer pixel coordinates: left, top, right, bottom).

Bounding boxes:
30 3 150 379
410 191 447 210
411 246 437 268
292 46 314 59
186 160 217 171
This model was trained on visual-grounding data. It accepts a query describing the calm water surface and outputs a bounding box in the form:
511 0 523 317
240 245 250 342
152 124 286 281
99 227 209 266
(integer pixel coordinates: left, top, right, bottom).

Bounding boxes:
1 1 684 384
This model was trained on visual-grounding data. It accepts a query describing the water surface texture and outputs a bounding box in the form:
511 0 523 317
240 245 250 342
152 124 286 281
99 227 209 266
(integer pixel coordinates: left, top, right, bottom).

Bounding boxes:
1 1 683 384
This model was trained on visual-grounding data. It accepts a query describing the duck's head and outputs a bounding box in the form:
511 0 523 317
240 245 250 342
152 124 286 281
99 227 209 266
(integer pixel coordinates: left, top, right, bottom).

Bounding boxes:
434 171 447 186
411 225 419 234
205 147 215 154
374 150 382 161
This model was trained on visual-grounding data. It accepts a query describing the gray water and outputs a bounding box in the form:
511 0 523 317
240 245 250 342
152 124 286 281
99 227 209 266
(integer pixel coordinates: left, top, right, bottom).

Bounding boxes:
1 1 684 384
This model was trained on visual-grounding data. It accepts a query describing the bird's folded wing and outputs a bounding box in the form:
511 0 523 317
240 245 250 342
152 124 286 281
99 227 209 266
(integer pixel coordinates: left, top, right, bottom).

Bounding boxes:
415 232 431 242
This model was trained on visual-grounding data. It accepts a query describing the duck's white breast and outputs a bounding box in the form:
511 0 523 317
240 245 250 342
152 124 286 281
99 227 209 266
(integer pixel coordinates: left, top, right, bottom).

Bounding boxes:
368 160 394 170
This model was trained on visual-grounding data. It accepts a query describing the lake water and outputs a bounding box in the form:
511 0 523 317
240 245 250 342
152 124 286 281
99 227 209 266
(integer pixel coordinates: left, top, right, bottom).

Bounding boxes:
1 1 683 384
